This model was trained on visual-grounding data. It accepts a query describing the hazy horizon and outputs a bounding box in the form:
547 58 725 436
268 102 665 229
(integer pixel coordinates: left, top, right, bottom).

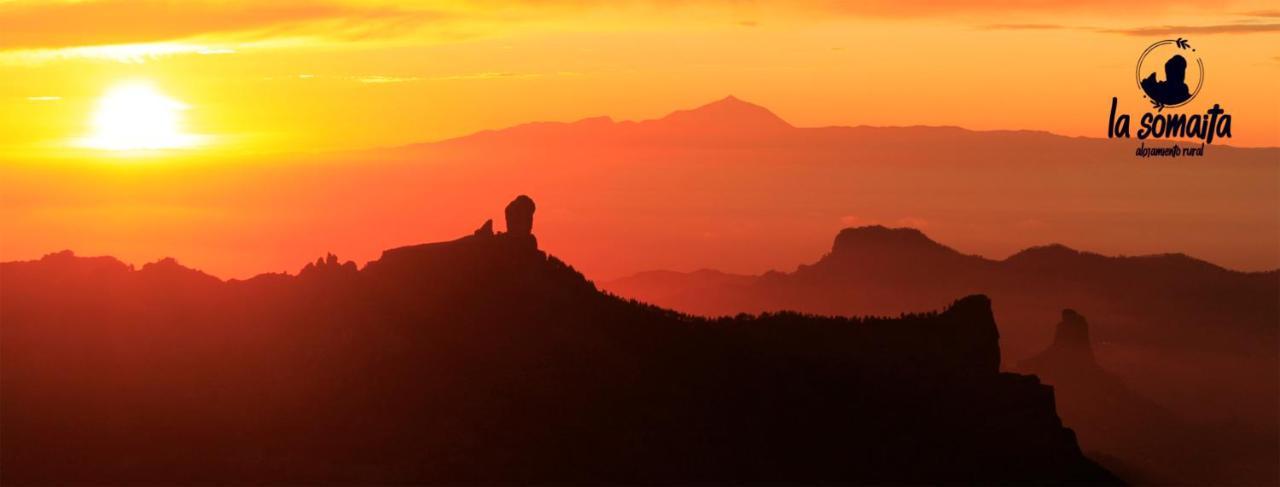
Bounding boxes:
4 95 1277 281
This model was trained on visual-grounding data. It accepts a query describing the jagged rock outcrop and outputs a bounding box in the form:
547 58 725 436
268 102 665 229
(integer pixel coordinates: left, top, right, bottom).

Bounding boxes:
474 219 494 236
299 253 358 279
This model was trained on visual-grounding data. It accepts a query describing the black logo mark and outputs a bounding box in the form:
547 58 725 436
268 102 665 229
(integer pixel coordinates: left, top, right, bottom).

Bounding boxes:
1136 37 1202 111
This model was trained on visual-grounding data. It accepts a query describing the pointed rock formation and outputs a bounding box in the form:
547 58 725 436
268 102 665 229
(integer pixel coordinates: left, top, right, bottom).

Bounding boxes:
1017 309 1206 485
299 253 358 279
474 219 494 237
1021 309 1099 372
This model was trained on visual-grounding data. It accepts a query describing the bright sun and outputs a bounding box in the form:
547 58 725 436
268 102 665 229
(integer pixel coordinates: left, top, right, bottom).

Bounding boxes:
82 81 199 151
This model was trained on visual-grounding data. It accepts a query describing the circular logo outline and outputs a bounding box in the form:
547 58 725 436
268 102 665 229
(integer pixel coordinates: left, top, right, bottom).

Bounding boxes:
1135 38 1203 110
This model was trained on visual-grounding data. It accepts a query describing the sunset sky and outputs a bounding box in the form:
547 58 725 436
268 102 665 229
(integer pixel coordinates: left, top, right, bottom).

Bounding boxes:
2 0 1278 158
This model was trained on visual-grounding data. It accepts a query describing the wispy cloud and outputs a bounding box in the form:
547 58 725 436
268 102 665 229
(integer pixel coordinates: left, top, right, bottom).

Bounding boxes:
426 72 542 81
0 0 434 51
980 21 1280 35
1237 10 1280 17
264 72 553 84
5 0 1277 57
978 23 1067 30
1 42 240 65
355 73 534 84
1097 23 1280 35
357 76 425 84
788 0 1275 18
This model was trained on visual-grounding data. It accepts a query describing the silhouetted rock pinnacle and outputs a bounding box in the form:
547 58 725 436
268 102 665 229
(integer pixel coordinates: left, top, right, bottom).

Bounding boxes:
299 253 357 279
1017 309 1209 484
505 195 535 235
1054 309 1095 360
1022 309 1099 372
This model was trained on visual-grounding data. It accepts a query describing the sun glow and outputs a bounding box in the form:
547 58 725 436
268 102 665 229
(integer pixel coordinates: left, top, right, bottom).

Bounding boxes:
81 81 200 151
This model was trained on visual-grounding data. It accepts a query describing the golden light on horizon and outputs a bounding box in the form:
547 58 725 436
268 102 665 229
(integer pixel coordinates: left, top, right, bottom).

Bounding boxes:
80 81 199 151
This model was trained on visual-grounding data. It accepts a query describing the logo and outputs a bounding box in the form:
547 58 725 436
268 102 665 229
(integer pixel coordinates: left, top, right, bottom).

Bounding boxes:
1136 37 1202 111
1107 37 1232 157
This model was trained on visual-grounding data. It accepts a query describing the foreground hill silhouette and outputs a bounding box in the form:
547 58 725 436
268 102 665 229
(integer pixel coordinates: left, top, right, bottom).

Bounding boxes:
606 226 1280 485
0 197 1119 485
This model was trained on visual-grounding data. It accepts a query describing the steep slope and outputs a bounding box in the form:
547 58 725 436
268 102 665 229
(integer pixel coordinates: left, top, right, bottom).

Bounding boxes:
0 197 1117 485
1020 311 1276 485
604 225 1280 485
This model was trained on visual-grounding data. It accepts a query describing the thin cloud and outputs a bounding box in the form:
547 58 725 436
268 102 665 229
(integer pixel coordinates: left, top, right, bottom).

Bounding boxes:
978 23 1067 30
263 72 550 84
427 72 541 81
1237 10 1280 17
0 0 432 50
357 76 425 84
1098 23 1280 35
979 21 1280 36
791 0 1273 18
5 0 1277 54
364 72 547 83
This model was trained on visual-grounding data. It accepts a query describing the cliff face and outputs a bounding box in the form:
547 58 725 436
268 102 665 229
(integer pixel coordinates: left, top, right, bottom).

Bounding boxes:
0 200 1116 485
603 226 1280 435
1019 311 1276 485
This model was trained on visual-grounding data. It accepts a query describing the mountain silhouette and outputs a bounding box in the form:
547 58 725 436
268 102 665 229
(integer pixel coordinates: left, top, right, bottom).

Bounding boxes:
331 95 1276 285
7 96 1275 284
0 197 1119 485
642 95 793 132
1021 310 1098 371
605 225 1280 485
430 95 793 146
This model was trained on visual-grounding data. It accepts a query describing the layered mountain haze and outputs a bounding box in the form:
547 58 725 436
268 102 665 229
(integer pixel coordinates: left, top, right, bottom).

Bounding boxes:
3 97 1276 282
7 1 1279 484
4 96 1275 484
0 197 1119 484
605 225 1280 485
1018 311 1221 484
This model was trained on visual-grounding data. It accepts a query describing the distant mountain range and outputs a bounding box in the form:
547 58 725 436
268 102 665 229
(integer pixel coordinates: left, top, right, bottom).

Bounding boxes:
605 224 1279 485
607 224 1277 352
0 196 1119 485
4 96 1276 281
267 96 1280 278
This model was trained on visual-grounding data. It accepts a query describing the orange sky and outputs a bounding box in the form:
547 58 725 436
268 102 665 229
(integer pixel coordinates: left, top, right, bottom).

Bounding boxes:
1 1 1278 280
1 0 1277 157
